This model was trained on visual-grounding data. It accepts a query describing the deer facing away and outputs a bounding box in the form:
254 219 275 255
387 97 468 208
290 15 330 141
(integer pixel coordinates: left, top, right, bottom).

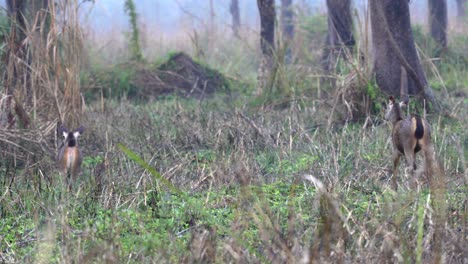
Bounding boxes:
57 125 84 188
385 96 433 189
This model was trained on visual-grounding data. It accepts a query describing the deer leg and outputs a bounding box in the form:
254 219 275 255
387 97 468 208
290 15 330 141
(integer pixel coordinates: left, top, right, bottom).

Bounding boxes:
71 166 80 189
392 151 400 190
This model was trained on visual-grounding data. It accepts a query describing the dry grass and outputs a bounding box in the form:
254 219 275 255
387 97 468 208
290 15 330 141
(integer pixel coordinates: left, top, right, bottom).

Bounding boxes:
0 2 467 263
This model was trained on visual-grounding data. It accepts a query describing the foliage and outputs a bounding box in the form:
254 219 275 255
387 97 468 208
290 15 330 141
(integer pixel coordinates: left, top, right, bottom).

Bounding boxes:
124 0 143 61
81 62 138 101
82 52 233 102
0 10 9 59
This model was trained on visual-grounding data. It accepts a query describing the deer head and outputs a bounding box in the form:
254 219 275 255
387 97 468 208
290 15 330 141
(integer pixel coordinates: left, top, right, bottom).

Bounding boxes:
57 125 85 188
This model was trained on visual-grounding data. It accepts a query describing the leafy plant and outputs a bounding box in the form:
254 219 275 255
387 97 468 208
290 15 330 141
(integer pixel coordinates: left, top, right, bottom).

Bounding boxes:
124 0 143 61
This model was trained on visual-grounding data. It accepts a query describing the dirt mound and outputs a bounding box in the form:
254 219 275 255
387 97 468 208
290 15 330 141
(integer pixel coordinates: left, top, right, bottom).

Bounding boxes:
133 52 229 99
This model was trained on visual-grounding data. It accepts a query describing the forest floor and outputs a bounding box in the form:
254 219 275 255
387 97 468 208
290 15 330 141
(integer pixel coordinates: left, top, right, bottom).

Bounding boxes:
1 17 467 264
1 87 466 263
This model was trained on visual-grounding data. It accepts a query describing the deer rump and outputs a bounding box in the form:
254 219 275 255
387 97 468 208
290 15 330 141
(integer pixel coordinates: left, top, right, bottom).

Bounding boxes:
393 116 427 167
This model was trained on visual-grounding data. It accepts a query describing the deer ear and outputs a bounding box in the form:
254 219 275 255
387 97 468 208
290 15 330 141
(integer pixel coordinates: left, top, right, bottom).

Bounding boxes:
59 125 69 138
399 101 407 108
73 126 85 138
75 126 85 134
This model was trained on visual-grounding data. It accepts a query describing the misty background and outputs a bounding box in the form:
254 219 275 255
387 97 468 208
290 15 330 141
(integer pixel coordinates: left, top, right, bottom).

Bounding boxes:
0 0 462 64
0 0 460 35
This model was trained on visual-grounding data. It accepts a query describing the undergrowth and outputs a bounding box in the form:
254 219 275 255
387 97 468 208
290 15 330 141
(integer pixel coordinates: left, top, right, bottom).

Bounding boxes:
1 89 465 262
0 10 467 264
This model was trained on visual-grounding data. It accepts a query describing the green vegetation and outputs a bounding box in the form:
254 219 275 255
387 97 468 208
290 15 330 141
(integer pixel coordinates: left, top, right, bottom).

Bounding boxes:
124 0 143 61
0 10 466 263
1 89 465 261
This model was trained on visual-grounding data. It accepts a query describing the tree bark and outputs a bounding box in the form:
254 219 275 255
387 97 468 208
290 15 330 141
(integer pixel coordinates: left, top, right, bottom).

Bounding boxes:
370 0 439 110
230 0 241 37
321 0 355 74
428 0 448 50
5 0 27 82
281 0 294 63
256 0 276 95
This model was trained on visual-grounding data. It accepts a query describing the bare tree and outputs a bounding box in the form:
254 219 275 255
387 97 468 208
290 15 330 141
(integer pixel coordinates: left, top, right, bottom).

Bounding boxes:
230 0 241 37
281 0 294 63
256 0 276 95
321 0 355 74
370 0 439 110
428 0 448 51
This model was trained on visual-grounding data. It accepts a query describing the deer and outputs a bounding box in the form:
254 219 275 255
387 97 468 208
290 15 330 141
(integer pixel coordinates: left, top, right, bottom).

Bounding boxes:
385 96 433 189
57 125 85 189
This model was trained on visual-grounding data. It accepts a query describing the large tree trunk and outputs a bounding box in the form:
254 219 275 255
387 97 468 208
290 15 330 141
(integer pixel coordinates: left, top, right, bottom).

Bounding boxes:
280 0 294 63
370 0 439 110
256 0 276 95
428 0 448 51
321 0 355 74
230 0 241 37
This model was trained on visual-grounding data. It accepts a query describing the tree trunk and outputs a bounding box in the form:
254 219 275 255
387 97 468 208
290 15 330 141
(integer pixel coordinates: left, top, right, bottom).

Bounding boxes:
210 0 215 31
124 0 143 61
5 0 27 83
428 0 448 51
230 0 241 37
457 0 467 17
370 0 439 110
1 0 27 129
281 0 294 63
256 0 276 95
321 0 355 74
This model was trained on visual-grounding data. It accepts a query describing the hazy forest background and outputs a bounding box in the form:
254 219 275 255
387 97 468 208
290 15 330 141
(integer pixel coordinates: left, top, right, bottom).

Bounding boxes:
0 0 467 263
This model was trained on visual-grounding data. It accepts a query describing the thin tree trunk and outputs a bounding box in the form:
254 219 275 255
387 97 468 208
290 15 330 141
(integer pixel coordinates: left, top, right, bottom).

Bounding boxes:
456 0 466 19
428 0 448 51
1 0 27 129
256 0 276 96
5 0 27 85
281 0 294 63
230 0 241 38
209 0 215 35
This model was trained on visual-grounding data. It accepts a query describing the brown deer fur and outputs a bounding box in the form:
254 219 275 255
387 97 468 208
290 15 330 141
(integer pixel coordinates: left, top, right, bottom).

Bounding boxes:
385 96 432 189
57 125 84 188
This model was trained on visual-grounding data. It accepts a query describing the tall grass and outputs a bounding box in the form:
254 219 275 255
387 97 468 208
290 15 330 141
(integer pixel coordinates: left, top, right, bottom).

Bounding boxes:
0 91 465 262
0 2 466 263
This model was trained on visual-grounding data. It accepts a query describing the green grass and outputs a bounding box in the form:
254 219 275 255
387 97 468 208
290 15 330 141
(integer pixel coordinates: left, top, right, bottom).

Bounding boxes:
1 11 467 263
1 92 464 262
